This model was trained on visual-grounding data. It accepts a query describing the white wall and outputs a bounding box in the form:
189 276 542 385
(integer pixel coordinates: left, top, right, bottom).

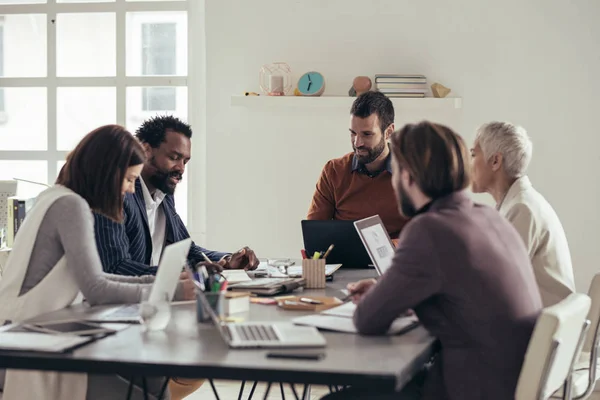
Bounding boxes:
192 0 600 291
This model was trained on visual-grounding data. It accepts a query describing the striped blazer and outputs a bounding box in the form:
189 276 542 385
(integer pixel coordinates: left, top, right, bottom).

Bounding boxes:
94 179 228 276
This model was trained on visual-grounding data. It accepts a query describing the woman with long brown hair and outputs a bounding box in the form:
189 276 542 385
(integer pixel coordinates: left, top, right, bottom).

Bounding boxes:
0 125 193 400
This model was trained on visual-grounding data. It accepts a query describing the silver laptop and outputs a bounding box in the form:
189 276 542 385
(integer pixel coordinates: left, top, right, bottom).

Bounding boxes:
354 215 396 275
197 289 326 348
85 238 192 322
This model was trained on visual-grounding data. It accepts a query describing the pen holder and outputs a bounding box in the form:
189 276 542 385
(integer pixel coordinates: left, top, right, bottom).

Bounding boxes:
302 259 326 289
196 290 224 323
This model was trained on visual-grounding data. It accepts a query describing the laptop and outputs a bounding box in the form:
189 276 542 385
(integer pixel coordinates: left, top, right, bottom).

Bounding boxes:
354 215 396 275
197 289 326 348
85 238 193 322
301 220 372 268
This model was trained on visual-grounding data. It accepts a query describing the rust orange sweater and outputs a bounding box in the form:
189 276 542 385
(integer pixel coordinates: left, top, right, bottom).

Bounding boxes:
307 152 407 239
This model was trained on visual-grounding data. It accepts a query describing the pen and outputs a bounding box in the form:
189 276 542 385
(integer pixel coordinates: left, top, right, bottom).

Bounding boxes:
200 252 212 264
300 297 323 305
340 291 356 303
185 264 205 291
312 251 321 260
220 281 229 291
300 249 308 259
322 244 334 259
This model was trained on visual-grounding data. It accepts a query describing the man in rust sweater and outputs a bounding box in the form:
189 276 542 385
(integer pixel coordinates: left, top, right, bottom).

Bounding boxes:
323 122 542 400
307 91 407 239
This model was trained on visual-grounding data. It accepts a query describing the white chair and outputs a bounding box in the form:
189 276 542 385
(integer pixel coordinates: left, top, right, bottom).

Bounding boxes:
516 293 592 400
564 274 600 399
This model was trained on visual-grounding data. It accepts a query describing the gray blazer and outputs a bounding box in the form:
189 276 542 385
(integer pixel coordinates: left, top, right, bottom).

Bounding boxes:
354 191 542 400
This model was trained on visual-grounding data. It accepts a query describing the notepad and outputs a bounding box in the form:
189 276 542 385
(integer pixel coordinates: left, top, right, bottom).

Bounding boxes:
292 314 418 335
221 269 252 284
321 302 356 318
0 332 91 352
293 302 419 335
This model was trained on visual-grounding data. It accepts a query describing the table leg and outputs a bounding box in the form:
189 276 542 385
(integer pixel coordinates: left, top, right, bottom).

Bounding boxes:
158 377 170 400
289 383 300 400
279 382 286 399
238 380 246 400
262 382 272 400
301 384 311 400
209 379 221 400
125 376 135 400
142 377 149 400
247 381 258 400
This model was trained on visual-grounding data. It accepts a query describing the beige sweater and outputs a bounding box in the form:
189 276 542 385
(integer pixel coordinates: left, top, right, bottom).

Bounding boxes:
498 176 575 307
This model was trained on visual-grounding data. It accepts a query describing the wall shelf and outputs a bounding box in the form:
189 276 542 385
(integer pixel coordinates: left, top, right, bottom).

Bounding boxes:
231 95 462 109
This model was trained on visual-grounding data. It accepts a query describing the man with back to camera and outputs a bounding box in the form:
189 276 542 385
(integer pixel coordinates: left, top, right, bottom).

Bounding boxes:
307 91 408 240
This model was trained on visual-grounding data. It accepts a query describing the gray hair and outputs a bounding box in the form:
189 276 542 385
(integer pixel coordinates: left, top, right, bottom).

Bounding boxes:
475 121 532 178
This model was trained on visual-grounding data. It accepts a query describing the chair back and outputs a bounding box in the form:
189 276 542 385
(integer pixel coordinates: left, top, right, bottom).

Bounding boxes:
516 293 592 400
582 274 600 354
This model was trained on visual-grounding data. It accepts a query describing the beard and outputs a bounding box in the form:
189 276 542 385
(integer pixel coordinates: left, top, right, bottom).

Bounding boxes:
397 180 418 218
354 135 386 165
148 157 182 196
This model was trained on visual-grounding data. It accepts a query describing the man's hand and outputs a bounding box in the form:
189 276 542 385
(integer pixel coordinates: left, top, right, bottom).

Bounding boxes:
195 261 223 274
347 278 377 304
221 246 259 270
180 275 196 301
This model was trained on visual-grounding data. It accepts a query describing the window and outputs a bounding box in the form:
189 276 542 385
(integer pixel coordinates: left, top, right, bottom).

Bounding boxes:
141 22 176 111
0 22 5 116
0 1 192 224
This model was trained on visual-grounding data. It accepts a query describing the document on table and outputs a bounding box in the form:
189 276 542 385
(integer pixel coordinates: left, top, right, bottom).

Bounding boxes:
292 314 418 335
293 302 419 335
221 269 252 283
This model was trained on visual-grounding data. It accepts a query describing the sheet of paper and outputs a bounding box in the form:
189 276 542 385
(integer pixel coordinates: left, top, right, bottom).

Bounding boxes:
221 269 252 283
321 302 356 318
286 264 342 277
253 262 288 277
292 314 418 335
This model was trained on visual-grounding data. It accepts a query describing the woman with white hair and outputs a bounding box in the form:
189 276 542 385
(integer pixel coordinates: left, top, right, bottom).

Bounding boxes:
470 121 575 307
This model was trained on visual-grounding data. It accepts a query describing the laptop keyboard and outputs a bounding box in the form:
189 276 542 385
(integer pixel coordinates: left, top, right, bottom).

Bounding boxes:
227 324 281 342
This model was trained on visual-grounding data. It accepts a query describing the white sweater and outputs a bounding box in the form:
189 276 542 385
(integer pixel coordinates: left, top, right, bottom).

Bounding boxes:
498 176 575 307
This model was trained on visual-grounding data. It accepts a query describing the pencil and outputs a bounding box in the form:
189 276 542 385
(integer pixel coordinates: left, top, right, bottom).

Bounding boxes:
200 252 212 264
323 244 334 259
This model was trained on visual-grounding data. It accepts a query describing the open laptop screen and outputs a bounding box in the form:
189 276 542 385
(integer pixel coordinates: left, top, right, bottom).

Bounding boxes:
354 215 396 275
301 220 372 268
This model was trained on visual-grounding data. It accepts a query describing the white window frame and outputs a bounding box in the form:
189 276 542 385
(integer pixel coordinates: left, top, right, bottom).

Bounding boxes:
127 10 186 125
0 0 197 225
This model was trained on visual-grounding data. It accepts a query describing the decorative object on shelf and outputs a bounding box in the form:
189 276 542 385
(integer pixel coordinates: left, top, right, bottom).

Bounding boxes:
297 71 326 96
351 76 372 96
244 91 260 96
294 88 302 96
431 82 451 98
348 86 357 96
259 62 293 96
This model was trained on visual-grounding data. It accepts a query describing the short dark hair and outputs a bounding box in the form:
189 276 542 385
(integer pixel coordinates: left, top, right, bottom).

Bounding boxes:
56 125 146 222
135 115 192 148
350 91 395 133
391 121 471 199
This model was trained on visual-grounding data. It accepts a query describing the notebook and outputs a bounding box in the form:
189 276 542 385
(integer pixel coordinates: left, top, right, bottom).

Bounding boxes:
221 269 252 284
292 303 419 335
227 277 306 296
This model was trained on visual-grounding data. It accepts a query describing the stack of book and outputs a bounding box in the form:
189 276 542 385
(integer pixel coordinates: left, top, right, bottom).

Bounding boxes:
374 74 428 98
5 196 34 247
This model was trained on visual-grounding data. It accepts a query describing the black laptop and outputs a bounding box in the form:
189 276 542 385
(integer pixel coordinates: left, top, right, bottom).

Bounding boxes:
301 220 372 268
